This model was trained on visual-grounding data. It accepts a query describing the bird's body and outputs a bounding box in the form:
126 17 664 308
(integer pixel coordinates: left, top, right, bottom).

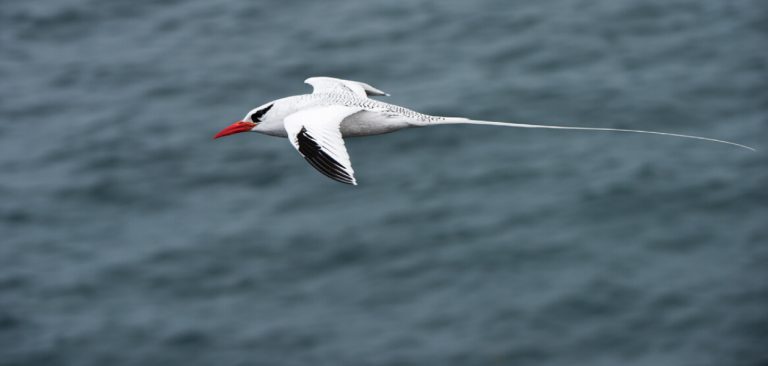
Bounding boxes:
214 77 754 185
253 92 443 138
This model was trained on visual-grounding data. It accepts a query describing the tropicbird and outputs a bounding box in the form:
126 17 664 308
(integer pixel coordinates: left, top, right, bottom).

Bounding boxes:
214 77 754 185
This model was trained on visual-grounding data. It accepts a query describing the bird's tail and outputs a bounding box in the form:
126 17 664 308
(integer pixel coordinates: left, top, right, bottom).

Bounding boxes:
433 117 755 151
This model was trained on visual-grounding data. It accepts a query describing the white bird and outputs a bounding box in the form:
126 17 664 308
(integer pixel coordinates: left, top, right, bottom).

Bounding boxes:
214 77 754 185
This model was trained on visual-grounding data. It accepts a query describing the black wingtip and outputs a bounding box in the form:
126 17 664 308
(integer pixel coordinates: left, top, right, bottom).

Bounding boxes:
296 127 357 185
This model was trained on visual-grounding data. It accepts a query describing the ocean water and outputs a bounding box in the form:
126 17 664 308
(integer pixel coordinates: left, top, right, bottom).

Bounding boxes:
1 0 766 365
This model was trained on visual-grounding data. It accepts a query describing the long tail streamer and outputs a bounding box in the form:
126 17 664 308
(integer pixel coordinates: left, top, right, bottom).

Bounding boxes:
437 118 755 152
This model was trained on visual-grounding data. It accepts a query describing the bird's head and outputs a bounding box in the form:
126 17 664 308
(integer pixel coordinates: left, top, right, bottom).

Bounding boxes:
213 102 275 139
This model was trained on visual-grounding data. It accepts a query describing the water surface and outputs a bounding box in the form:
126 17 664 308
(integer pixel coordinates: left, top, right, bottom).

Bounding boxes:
1 0 766 365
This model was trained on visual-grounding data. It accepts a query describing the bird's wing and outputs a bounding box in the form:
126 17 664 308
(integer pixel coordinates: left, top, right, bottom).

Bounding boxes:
305 77 389 98
284 106 361 185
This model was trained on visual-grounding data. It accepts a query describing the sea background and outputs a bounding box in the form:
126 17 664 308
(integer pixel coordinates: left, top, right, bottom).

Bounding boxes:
1 0 766 365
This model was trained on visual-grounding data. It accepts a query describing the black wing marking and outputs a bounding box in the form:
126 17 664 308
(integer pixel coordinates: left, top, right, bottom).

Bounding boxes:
296 127 355 185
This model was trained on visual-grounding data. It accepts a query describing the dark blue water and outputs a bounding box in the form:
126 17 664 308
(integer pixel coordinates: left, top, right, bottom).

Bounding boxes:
1 1 767 365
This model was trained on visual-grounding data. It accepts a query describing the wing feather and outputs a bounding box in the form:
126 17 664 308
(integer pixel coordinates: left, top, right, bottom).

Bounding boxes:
284 106 361 185
305 77 389 98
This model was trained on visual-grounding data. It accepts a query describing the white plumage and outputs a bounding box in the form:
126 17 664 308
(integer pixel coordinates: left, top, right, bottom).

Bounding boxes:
214 77 754 185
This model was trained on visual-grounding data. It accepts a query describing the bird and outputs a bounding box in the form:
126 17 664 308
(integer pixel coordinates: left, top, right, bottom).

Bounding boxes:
214 77 755 185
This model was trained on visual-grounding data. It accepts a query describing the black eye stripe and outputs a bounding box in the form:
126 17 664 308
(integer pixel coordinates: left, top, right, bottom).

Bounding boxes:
251 104 273 122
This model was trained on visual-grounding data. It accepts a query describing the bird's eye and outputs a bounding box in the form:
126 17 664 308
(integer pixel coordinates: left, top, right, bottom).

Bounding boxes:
250 103 274 122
